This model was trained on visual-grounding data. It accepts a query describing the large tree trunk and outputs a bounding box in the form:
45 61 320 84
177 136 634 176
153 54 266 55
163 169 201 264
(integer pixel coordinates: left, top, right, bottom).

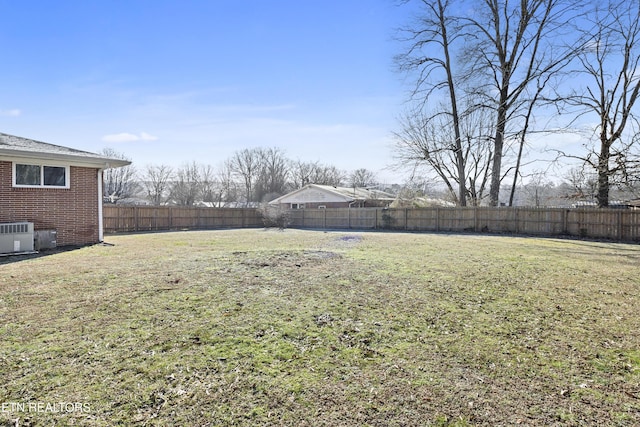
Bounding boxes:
441 0 467 206
596 140 611 207
489 103 508 206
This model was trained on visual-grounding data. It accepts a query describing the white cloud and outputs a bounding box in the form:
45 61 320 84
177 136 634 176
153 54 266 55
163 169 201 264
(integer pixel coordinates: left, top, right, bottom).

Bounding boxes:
102 132 138 142
139 132 159 141
102 132 158 143
0 109 21 117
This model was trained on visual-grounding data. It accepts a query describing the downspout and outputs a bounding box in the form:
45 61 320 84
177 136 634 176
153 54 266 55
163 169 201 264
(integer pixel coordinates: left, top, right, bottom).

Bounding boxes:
98 168 104 242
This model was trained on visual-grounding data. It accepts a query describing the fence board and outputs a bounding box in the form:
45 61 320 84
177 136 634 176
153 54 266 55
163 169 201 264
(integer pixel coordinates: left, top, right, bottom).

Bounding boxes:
621 210 640 241
103 205 640 242
103 206 263 233
406 208 437 231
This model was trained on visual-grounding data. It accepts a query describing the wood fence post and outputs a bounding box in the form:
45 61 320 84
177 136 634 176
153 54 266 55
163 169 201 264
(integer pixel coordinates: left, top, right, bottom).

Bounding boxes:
474 207 478 232
323 208 326 229
374 208 378 230
618 210 623 240
135 207 139 232
405 208 408 230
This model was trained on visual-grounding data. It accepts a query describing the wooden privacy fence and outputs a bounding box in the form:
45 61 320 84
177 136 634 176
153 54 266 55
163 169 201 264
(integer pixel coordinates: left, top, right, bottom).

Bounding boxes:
287 207 640 241
103 205 640 241
103 206 263 233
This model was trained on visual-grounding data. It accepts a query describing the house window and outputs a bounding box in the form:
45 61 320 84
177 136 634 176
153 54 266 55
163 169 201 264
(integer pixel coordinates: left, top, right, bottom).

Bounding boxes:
15 164 40 185
13 163 69 188
44 166 66 186
291 203 305 209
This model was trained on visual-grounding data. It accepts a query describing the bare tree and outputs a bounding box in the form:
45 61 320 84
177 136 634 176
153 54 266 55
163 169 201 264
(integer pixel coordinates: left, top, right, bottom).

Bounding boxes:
561 1 640 207
349 168 378 188
290 160 318 188
506 74 556 206
290 160 345 187
395 0 468 205
215 160 240 207
101 148 137 203
199 164 217 205
229 148 262 205
562 165 597 201
395 0 577 206
170 162 202 206
254 147 290 202
520 170 556 206
393 100 494 206
463 0 580 206
394 109 460 202
141 164 173 205
459 103 495 205
309 164 345 186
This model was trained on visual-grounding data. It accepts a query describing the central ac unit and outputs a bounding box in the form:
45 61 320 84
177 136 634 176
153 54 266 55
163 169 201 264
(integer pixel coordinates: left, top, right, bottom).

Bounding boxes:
0 222 34 253
34 230 57 250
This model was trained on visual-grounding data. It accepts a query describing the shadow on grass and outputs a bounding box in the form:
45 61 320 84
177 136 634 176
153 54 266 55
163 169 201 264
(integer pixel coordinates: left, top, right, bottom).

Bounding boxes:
0 245 87 266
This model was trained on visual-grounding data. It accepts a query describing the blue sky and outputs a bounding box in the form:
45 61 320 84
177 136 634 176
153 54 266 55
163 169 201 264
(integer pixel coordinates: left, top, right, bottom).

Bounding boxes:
0 0 417 182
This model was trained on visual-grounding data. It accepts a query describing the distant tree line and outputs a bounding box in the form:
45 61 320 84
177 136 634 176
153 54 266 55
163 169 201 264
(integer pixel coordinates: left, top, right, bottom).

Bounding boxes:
101 147 380 206
101 146 640 208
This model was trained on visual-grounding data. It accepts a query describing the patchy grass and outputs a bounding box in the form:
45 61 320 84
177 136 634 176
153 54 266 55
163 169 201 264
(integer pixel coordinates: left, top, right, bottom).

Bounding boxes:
1 229 640 426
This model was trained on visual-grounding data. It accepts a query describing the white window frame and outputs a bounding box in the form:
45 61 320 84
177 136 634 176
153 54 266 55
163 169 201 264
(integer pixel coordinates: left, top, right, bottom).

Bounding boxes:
12 162 70 189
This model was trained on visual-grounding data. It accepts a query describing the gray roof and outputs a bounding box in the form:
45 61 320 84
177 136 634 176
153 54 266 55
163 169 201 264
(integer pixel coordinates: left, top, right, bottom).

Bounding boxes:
0 132 131 168
269 184 395 204
316 185 395 201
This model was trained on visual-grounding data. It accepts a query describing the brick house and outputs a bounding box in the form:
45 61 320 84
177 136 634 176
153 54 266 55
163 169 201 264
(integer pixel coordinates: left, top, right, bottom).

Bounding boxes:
268 184 395 209
0 132 130 248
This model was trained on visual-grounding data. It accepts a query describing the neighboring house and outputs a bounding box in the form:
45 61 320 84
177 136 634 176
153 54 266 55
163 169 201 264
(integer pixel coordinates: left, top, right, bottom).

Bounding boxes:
0 132 130 248
269 184 395 209
629 199 640 209
389 196 456 208
571 200 630 209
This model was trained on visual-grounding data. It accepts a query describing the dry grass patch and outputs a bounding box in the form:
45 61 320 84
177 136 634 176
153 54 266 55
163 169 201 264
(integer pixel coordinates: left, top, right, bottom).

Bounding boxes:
1 229 640 426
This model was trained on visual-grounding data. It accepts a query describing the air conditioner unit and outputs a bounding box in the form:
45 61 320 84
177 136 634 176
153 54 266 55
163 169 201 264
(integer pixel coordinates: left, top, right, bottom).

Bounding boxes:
0 222 34 254
34 230 57 250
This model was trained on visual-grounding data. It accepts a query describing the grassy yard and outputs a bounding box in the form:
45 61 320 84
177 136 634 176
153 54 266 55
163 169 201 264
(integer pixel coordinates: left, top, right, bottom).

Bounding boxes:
1 229 640 426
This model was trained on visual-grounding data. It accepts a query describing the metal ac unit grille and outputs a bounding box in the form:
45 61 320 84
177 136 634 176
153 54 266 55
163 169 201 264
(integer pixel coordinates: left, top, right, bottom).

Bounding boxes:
0 223 29 234
0 222 34 253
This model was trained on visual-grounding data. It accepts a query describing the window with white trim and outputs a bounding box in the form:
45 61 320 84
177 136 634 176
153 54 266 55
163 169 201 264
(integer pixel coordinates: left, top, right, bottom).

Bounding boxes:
13 163 70 188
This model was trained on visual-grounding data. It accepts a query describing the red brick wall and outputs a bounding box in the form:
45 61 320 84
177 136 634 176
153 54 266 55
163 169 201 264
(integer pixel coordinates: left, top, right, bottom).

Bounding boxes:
0 161 100 246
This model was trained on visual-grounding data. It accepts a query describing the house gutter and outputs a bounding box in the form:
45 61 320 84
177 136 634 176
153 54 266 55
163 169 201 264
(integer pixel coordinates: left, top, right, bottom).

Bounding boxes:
0 149 131 168
97 169 104 242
